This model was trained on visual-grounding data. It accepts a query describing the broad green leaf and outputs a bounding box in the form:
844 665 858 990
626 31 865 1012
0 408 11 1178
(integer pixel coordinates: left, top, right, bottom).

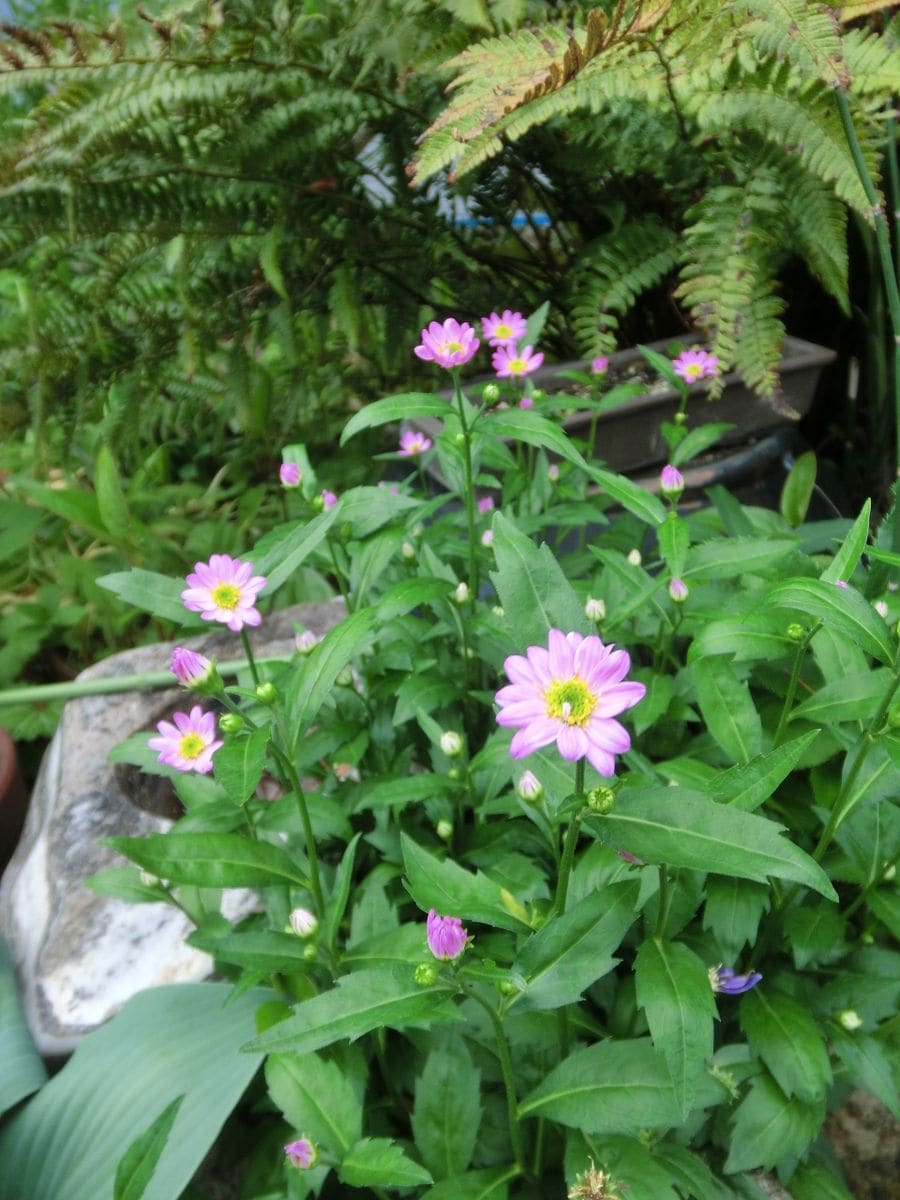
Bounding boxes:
790 669 892 724
376 576 454 622
788 1160 855 1200
285 606 378 746
869 889 900 939
250 508 338 593
636 343 682 389
336 486 419 539
671 422 734 467
85 867 174 906
214 727 270 806
483 409 589 472
702 877 770 961
740 988 832 1102
97 569 201 626
524 299 550 347
651 1142 720 1200
0 501 43 564
512 880 638 1011
0 937 46 1119
114 1096 184 1200
587 465 666 527
567 1131 679 1200
350 773 459 814
589 547 663 628
783 905 846 969
421 1166 514 1200
95 444 131 545
11 477 106 538
587 788 836 899
691 657 762 763
187 930 313 973
0 984 266 1200
820 499 871 583
341 394 451 444
339 1138 433 1189
401 835 529 933
768 578 894 664
265 1052 362 1154
324 833 361 950
689 615 793 663
489 511 587 646
519 1038 681 1132
658 513 689 577
830 1026 900 1118
634 939 716 1116
710 731 820 811
412 1040 481 1180
684 537 796 578
780 451 817 526
725 1073 824 1173
107 832 308 888
243 968 459 1055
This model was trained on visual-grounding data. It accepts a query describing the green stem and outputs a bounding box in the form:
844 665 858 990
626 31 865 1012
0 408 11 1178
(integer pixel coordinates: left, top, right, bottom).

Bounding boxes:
773 620 822 747
453 371 479 601
554 759 586 916
461 984 524 1173
269 742 326 920
239 629 261 688
326 537 352 612
654 864 671 941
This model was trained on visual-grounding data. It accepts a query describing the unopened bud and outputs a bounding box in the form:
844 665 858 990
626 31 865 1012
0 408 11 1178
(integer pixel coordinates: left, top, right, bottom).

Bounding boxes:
455 432 466 446
440 730 463 757
287 907 318 938
587 786 616 814
139 870 160 888
874 599 889 619
627 548 642 566
481 529 494 547
497 978 519 997
492 605 505 618
219 712 244 734
838 1009 863 1031
660 463 684 499
786 622 805 641
674 411 687 425
254 681 277 705
483 382 500 404
585 596 606 622
401 541 416 560
415 962 439 987
447 767 461 781
453 581 470 605
302 943 317 961
668 578 688 603
548 463 560 481
516 770 543 803
436 819 453 841
335 666 354 687
294 629 319 654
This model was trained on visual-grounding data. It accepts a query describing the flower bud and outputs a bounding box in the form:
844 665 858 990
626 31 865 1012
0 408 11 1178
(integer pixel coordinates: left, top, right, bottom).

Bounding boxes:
170 647 216 693
254 681 277 705
333 762 361 782
294 629 319 654
447 766 461 781
426 909 469 961
516 770 543 803
321 489 337 510
492 605 505 618
287 907 318 938
674 411 687 425
660 463 684 499
415 962 439 987
874 599 889 619
139 870 160 888
838 1009 863 1031
401 541 416 560
518 395 534 410
585 596 606 622
587 786 616 814
279 462 302 489
497 978 519 997
547 463 560 482
436 819 453 842
453 581 470 605
627 548 642 566
786 622 806 642
335 666 354 687
483 382 500 404
284 1137 317 1170
302 943 317 961
477 496 495 514
455 432 466 445
481 529 494 547
668 577 688 603
591 356 609 375
219 712 244 735
440 730 463 757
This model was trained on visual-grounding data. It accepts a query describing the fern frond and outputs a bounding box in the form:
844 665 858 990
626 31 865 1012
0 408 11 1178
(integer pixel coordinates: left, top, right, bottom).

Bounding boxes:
726 0 848 86
571 219 681 358
732 279 787 399
778 160 849 310
842 23 900 95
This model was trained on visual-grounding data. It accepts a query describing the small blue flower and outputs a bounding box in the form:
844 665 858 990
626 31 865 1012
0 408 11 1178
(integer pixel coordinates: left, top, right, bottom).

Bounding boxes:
709 965 762 995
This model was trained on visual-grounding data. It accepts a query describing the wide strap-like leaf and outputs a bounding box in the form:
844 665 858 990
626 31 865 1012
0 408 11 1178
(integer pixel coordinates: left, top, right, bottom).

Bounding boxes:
0 937 46 1120
489 511 587 646
740 987 832 1102
341 393 450 444
402 834 531 934
107 832 308 888
767 577 894 663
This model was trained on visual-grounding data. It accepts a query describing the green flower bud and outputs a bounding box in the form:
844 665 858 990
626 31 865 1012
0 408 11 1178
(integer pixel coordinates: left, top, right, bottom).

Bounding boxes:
587 786 616 815
838 1009 863 1031
436 819 453 841
786 622 806 641
455 432 466 446
219 712 245 734
497 978 519 997
415 962 439 987
483 383 500 404
302 943 317 961
674 411 687 425
254 681 277 705
440 730 463 757
447 767 461 781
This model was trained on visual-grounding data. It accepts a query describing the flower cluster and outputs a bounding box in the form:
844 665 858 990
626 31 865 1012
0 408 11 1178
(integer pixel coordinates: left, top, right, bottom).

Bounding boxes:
414 309 545 384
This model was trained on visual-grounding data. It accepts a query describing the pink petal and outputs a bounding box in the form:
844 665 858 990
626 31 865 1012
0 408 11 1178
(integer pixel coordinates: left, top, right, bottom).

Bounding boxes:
557 725 588 760
547 629 573 678
585 743 617 777
591 681 646 718
509 718 559 757
587 717 631 753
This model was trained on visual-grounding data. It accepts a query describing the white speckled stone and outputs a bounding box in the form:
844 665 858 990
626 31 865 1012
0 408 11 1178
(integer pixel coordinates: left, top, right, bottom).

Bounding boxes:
0 600 344 1055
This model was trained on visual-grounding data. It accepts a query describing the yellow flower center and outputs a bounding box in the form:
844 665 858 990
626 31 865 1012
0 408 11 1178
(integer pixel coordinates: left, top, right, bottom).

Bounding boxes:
211 582 241 610
179 732 206 759
440 340 464 355
508 357 527 375
494 323 512 339
544 677 596 726
685 362 702 378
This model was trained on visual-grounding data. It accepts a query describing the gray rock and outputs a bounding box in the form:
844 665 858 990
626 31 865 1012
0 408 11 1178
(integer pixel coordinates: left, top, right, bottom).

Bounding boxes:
0 600 344 1055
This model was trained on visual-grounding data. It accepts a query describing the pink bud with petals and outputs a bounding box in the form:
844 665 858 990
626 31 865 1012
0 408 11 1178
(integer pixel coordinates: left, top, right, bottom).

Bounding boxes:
426 909 469 961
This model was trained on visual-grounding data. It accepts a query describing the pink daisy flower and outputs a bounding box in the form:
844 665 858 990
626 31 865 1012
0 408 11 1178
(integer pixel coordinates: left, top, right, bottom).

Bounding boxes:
148 705 222 774
492 345 544 380
481 309 527 348
181 554 267 633
672 349 719 383
495 629 646 776
591 356 609 375
398 430 432 457
414 317 480 369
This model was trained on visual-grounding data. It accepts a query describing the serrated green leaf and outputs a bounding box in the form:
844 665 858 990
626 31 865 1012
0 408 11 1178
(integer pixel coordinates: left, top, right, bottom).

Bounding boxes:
587 788 836 899
250 508 338 594
266 1052 362 1155
350 773 459 814
324 833 361 950
658 513 689 577
421 1165 514 1200
783 905 846 969
725 1073 824 1173
483 409 589 473
243 968 458 1055
790 669 892 724
671 422 734 467
335 486 419 539
710 731 820 812
513 880 638 1011
702 877 770 961
85 867 173 906
519 1038 681 1131
214 726 270 806
651 1141 720 1200
830 1026 900 1118
740 988 832 1102
820 499 871 583
634 939 715 1116
97 569 201 626
587 465 666 527
489 511 586 646
339 1138 432 1189
684 538 796 578
412 1040 481 1180
401 834 529 933
107 832 307 888
187 929 312 973
691 657 762 764
768 578 894 664
788 1159 855 1200
114 1096 184 1200
341 395 451 445
689 614 794 663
